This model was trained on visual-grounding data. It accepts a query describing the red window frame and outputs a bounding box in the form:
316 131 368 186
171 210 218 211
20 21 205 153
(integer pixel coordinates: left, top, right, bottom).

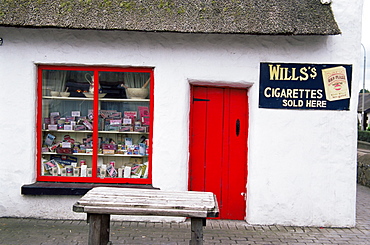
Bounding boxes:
36 65 153 184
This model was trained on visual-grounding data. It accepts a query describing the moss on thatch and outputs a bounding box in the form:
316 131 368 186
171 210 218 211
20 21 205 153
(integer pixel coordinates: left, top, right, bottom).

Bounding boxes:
0 0 341 35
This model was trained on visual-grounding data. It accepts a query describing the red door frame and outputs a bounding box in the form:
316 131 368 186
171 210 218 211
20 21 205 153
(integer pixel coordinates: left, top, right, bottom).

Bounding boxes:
188 85 249 220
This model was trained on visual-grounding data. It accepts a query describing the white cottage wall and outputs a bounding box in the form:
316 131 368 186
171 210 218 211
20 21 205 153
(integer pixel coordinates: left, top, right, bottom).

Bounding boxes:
0 0 363 226
246 0 363 227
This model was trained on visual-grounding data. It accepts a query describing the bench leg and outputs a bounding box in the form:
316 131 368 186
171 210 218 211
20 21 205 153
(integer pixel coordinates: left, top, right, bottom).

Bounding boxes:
189 217 205 245
88 213 111 245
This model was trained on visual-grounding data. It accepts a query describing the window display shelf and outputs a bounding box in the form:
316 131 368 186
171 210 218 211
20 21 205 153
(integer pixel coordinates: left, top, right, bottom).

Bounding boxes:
42 152 148 157
97 154 147 157
43 96 149 102
42 152 92 156
42 129 149 135
97 131 149 135
43 129 92 133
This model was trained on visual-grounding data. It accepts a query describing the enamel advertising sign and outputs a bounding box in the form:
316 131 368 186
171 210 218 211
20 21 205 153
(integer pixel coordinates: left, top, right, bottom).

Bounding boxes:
259 63 352 110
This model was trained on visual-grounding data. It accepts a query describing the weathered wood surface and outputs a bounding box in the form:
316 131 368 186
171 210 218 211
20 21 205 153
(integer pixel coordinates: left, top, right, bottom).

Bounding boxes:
73 187 219 218
73 187 219 245
190 218 204 245
88 214 110 245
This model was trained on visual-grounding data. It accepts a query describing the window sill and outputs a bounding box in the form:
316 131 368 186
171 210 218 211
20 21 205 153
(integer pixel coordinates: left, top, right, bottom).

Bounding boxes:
21 182 159 195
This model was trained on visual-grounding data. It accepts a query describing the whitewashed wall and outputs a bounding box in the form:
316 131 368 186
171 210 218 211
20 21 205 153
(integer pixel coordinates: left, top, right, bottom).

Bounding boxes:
0 0 363 226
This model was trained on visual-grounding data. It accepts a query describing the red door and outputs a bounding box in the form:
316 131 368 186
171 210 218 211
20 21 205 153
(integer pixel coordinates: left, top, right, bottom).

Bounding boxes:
189 86 249 220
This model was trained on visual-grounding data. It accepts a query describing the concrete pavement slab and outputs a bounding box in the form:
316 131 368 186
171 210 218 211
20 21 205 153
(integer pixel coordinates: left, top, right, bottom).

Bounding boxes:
0 184 369 245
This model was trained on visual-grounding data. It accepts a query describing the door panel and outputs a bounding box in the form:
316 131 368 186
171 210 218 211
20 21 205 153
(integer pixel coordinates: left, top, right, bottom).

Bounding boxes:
189 87 208 192
204 88 223 201
189 86 248 220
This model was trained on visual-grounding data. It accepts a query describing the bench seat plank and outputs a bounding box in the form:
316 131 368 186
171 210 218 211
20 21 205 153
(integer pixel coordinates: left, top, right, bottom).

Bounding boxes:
73 187 219 245
75 205 210 217
76 201 215 211
76 198 215 209
78 194 215 203
74 187 218 217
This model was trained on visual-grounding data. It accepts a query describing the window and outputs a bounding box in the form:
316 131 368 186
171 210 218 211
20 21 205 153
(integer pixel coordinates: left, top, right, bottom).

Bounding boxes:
37 65 153 184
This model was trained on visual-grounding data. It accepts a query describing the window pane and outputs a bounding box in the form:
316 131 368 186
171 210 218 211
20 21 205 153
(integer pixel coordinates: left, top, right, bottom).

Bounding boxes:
41 69 94 177
97 71 150 179
38 68 152 182
99 71 150 99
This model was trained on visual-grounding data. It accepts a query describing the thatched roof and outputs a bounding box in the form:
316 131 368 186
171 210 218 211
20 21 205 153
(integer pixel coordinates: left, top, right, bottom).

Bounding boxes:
0 0 341 35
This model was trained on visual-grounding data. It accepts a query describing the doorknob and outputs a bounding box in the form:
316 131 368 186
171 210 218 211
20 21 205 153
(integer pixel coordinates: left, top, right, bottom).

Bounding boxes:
236 119 240 136
241 192 246 200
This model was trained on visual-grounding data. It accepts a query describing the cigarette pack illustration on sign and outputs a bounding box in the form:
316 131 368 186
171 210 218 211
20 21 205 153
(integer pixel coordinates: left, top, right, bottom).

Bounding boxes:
321 66 350 101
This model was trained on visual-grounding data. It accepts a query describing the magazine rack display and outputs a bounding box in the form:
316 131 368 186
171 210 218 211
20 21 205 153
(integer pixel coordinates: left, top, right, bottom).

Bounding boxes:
37 66 153 184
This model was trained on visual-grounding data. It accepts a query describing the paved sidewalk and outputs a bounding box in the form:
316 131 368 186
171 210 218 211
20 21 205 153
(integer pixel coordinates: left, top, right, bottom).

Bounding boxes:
0 184 369 245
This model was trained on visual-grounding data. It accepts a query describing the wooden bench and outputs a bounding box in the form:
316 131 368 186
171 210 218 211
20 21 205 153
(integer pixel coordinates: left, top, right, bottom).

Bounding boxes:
73 187 219 245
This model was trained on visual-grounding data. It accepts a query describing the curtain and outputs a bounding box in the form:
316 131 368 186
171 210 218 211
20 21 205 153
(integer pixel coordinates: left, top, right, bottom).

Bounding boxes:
43 70 67 95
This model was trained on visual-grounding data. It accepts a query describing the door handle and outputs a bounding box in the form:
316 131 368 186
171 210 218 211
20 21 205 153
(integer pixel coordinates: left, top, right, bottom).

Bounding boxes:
241 192 246 200
236 119 240 136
